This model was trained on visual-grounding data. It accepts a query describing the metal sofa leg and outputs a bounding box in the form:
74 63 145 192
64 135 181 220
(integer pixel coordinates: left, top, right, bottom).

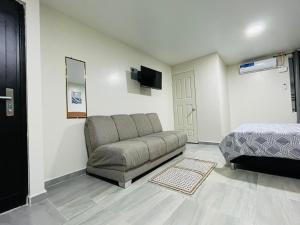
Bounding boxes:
118 180 132 188
230 163 236 170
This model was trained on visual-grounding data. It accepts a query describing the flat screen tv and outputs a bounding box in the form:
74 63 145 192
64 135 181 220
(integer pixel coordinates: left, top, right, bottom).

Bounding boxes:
139 66 162 90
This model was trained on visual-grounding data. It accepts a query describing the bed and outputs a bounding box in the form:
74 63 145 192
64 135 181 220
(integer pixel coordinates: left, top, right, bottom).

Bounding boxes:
219 124 300 168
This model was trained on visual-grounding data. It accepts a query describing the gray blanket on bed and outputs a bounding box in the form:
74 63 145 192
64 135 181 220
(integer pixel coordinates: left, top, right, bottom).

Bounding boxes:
219 124 300 162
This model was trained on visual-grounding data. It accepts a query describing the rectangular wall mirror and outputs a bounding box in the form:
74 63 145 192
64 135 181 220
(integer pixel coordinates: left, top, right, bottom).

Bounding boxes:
65 57 87 119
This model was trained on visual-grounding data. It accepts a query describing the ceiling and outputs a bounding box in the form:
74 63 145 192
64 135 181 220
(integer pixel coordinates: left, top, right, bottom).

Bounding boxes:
41 0 300 65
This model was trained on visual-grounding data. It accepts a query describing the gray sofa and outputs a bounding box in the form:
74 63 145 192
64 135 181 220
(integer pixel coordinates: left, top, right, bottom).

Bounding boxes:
84 113 187 188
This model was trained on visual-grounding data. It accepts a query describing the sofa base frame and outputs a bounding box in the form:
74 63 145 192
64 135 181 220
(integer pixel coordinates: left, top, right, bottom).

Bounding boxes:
87 145 186 188
118 180 132 188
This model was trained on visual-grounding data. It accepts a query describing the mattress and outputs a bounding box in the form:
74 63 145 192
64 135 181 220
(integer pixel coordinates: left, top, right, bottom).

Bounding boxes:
219 124 300 162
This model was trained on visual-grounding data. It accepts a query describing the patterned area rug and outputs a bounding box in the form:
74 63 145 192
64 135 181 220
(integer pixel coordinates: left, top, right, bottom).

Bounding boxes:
150 158 216 195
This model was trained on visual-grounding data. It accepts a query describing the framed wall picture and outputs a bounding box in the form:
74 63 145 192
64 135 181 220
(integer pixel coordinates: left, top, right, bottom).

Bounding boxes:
65 57 87 119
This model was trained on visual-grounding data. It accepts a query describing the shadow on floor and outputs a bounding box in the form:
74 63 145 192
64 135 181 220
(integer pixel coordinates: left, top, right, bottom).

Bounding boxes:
214 158 300 194
232 156 300 179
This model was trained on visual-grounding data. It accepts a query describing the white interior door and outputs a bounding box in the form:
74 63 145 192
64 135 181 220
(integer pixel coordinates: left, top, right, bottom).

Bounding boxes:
173 71 198 143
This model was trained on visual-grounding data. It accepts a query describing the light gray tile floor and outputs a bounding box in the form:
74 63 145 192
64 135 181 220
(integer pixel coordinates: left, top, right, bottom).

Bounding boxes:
0 144 300 225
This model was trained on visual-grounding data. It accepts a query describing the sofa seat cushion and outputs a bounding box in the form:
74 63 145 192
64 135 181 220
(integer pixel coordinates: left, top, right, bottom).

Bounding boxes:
147 132 179 153
133 136 167 161
162 131 187 147
88 140 149 171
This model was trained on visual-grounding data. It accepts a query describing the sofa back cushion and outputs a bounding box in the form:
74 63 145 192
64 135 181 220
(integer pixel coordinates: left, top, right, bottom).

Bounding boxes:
85 116 119 155
112 115 139 140
146 113 163 133
131 114 154 136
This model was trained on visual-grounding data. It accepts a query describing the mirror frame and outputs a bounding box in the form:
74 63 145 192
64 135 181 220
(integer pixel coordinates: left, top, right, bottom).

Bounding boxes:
65 57 88 119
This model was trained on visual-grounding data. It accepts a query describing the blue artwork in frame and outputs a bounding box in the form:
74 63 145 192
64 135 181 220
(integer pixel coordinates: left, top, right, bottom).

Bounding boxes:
72 91 82 104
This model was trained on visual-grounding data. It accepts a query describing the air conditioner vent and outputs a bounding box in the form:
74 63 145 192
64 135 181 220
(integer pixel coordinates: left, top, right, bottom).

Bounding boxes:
240 58 277 74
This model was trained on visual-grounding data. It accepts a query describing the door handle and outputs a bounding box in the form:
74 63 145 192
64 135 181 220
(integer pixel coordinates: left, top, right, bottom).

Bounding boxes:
0 96 12 100
0 89 14 116
187 108 197 117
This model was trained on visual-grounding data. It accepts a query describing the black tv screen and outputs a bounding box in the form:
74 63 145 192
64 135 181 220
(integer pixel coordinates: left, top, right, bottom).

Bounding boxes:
139 66 162 89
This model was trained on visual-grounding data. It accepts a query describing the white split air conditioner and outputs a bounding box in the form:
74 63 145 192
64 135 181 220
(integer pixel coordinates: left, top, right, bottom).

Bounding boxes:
239 58 277 74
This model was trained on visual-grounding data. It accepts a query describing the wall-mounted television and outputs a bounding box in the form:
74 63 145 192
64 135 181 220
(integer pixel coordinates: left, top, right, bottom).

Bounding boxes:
138 66 162 90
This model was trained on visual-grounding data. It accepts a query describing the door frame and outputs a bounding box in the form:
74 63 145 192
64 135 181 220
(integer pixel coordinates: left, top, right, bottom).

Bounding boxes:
0 0 28 209
172 69 199 143
18 0 28 204
10 0 46 205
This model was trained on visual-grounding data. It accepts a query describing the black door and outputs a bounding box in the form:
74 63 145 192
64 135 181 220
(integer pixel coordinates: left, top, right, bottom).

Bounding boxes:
0 0 27 213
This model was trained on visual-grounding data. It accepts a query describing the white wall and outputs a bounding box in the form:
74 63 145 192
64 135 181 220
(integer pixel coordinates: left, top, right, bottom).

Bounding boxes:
20 0 46 199
40 5 174 181
173 53 296 143
217 55 231 137
172 53 230 143
227 56 297 129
